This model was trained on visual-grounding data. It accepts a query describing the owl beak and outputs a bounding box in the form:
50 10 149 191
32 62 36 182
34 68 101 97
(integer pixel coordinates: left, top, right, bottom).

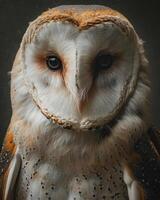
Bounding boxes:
75 89 88 113
74 77 93 113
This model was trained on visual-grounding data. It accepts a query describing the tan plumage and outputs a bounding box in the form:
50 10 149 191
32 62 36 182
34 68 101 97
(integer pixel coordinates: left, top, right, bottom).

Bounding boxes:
0 5 160 200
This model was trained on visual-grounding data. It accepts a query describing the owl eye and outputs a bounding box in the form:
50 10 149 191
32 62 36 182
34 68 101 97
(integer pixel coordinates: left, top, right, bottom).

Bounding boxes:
94 54 114 70
46 56 62 71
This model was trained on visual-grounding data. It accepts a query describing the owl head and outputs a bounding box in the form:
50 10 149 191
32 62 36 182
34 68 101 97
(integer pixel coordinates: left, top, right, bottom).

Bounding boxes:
11 5 151 137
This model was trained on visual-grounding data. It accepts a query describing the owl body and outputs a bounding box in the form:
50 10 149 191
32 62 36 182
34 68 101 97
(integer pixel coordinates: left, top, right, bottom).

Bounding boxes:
15 130 127 200
1 5 160 200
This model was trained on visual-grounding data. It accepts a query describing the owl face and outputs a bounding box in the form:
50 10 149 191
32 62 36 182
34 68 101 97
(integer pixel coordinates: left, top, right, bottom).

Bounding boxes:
12 6 150 131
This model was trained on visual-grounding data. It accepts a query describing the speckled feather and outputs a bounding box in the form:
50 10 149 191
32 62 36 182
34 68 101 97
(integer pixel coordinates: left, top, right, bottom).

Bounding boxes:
132 128 160 200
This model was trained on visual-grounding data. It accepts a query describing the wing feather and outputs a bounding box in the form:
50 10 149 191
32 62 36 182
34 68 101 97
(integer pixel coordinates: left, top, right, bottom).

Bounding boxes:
0 128 21 200
4 148 21 200
125 127 160 200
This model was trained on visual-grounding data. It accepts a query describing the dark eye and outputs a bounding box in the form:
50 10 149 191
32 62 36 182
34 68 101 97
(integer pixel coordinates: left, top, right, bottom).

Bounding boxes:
94 54 114 70
46 56 62 71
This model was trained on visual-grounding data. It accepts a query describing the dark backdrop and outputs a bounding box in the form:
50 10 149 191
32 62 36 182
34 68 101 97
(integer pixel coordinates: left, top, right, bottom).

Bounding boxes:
0 0 160 145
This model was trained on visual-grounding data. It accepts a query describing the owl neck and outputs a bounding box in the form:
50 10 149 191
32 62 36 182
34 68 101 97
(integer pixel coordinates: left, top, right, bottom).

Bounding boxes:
12 110 149 171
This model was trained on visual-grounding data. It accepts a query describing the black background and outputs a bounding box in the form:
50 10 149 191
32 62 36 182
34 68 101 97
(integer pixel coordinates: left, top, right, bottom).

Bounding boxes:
0 0 160 145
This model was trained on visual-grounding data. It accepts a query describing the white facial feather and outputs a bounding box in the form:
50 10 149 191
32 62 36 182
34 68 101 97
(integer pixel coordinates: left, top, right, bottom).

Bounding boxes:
19 21 139 125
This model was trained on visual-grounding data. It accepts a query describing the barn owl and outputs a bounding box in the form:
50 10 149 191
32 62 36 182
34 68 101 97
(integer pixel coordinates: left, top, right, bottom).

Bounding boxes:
0 4 160 200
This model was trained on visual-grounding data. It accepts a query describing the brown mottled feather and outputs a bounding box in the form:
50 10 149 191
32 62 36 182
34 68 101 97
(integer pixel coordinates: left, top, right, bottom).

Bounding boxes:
0 128 16 199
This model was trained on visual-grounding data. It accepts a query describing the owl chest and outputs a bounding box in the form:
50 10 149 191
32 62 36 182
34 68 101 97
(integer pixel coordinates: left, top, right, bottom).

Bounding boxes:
16 159 128 200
